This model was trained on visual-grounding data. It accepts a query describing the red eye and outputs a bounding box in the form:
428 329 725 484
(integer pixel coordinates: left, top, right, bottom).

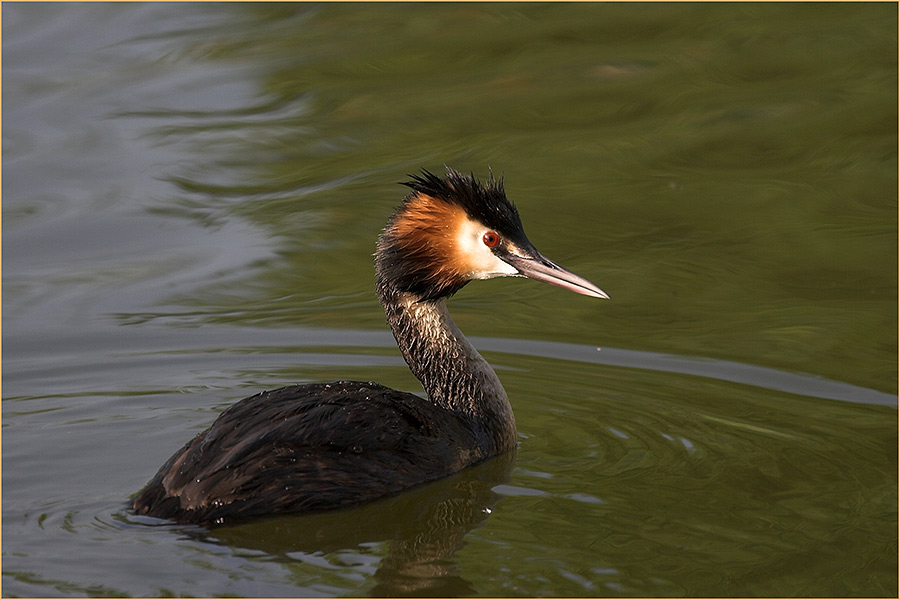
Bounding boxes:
482 231 500 248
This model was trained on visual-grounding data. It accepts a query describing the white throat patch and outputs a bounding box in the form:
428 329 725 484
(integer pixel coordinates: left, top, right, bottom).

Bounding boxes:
455 218 520 280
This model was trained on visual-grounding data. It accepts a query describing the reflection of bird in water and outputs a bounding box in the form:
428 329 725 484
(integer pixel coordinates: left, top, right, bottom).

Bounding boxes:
198 451 517 597
132 167 607 524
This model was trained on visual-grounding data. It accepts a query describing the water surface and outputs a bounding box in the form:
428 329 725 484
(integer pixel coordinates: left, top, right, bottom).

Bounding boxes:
3 3 896 597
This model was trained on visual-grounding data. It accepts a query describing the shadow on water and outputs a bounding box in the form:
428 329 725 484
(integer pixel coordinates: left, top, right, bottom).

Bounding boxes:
101 324 894 407
476 337 898 408
178 452 515 597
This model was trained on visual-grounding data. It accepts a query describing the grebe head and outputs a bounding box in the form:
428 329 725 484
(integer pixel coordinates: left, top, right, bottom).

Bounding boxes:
376 167 609 302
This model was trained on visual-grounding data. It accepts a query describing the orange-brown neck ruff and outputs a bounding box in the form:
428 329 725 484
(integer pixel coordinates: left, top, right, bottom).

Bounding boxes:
376 192 474 301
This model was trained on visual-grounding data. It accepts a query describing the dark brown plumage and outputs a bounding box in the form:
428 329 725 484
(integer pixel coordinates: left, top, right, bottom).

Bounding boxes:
132 382 480 523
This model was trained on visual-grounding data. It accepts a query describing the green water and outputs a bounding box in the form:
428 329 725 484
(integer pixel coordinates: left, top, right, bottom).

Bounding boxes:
3 3 896 597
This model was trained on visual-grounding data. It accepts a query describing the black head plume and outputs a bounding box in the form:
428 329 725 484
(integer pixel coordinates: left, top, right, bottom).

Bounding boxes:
400 167 525 243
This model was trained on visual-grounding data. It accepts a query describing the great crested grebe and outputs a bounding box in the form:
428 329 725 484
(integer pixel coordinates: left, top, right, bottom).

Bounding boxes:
132 167 607 524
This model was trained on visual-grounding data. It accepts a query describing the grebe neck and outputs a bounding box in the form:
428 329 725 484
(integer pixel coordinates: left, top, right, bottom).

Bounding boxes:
377 287 516 455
